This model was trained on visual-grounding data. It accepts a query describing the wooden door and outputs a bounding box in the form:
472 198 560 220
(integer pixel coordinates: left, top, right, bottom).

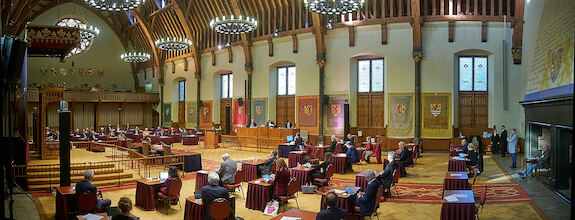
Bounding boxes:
152 110 159 128
276 95 295 127
459 92 488 128
178 101 185 126
220 99 231 134
357 93 384 128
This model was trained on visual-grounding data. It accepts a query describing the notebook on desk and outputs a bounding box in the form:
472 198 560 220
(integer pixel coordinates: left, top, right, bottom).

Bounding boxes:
344 185 359 195
159 172 169 183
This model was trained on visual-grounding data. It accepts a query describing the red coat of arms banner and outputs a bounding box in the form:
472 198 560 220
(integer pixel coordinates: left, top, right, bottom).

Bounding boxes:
297 97 318 127
327 96 346 135
233 99 246 125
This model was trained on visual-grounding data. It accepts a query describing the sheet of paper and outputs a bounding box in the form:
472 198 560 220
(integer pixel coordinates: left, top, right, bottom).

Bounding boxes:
444 195 459 202
450 173 463 177
82 213 103 220
453 194 468 198
280 217 301 220
333 189 345 194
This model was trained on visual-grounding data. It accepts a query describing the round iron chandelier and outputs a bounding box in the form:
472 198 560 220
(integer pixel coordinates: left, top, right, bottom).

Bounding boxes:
210 15 257 34
155 37 192 51
304 0 365 15
79 24 100 40
120 52 151 63
84 0 146 11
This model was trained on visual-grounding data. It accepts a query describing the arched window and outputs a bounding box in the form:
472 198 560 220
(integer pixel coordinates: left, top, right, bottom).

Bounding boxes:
178 80 185 101
276 65 296 127
357 58 384 128
458 56 488 128
56 17 94 57
277 66 296 96
221 73 233 99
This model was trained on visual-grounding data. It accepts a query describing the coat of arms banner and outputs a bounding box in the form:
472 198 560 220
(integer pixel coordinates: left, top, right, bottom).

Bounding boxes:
186 101 197 127
162 103 171 127
387 93 413 138
252 99 266 125
297 96 318 128
422 93 451 138
327 96 346 135
233 99 247 126
199 100 212 129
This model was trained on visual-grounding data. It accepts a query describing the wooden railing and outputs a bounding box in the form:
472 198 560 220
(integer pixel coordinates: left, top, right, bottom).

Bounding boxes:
27 89 159 103
221 135 285 152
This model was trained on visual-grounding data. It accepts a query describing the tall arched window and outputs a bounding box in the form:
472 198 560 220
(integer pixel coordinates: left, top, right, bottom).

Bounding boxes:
276 66 296 127
220 73 233 133
357 58 384 128
458 56 488 128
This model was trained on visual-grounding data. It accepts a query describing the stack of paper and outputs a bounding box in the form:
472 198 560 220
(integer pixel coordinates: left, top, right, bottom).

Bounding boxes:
453 194 468 198
82 213 103 220
280 217 301 220
450 173 463 177
333 189 345 194
444 195 459 202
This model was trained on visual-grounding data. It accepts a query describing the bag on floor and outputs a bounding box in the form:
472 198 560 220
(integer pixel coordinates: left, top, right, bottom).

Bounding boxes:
301 183 317 194
263 200 279 216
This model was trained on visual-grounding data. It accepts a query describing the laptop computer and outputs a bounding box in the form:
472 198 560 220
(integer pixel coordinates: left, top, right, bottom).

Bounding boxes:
159 172 169 182
194 191 202 200
459 153 465 158
262 174 271 180
344 185 359 195
286 135 293 142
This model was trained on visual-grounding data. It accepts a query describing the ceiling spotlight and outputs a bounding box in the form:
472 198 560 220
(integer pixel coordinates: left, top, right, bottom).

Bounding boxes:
273 29 279 37
225 41 231 47
217 44 222 50
326 22 333 29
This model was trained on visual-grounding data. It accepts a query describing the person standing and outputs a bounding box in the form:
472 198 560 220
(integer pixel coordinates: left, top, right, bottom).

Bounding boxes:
500 125 508 157
491 126 499 155
507 129 518 168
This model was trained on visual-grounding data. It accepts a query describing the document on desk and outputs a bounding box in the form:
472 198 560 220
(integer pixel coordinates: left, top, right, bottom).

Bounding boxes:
444 195 459 202
450 173 463 177
280 217 301 220
82 213 103 220
332 189 345 194
452 194 468 198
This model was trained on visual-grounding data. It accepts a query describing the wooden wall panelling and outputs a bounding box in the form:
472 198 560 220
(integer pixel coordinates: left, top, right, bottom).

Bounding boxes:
421 138 451 152
357 95 370 127
370 93 384 127
220 99 231 134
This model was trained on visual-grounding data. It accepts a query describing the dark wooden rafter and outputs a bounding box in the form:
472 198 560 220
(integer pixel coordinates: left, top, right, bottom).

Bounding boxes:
448 19 454 42
268 38 274 56
292 34 298 53
381 22 387 45
131 8 164 82
348 26 355 47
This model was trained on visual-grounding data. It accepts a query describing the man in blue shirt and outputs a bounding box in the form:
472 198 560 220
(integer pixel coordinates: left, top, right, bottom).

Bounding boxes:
354 169 380 215
76 170 111 210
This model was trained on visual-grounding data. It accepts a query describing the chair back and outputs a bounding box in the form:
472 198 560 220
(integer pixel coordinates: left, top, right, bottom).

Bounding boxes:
325 164 335 180
336 143 342 153
142 142 150 156
167 178 183 199
209 198 231 220
479 186 487 206
373 186 383 211
163 144 172 156
471 167 479 186
77 192 98 212
392 164 401 184
234 170 245 185
412 149 419 163
287 177 301 196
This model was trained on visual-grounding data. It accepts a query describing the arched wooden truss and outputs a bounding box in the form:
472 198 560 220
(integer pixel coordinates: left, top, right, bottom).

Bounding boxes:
2 0 525 82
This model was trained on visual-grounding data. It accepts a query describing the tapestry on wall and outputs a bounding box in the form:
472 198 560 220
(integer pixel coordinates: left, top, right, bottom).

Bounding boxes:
422 93 451 138
186 101 197 126
252 99 266 125
199 101 212 129
298 96 318 127
233 99 247 126
387 94 413 138
162 103 171 127
327 96 346 135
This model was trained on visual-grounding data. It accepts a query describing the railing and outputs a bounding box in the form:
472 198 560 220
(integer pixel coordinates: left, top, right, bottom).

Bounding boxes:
13 141 187 191
221 135 284 152
27 89 159 103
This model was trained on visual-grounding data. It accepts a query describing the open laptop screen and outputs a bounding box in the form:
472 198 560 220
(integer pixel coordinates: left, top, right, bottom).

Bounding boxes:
286 135 293 142
159 172 169 181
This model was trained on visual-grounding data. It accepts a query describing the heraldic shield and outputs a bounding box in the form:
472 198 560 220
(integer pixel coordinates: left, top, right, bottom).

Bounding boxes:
431 104 441 117
396 104 407 116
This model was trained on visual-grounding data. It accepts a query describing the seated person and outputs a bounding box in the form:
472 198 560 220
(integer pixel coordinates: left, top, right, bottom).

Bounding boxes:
201 173 231 220
519 144 550 179
311 152 333 180
270 159 290 197
285 120 294 129
117 132 127 140
109 130 116 138
377 152 398 194
265 119 275 128
259 150 278 175
160 166 179 195
294 132 304 150
248 119 257 128
76 170 111 210
217 153 237 184
346 134 355 145
74 129 81 136
111 197 139 220
316 192 346 220
116 125 121 132
99 127 106 136
89 131 98 141
345 141 359 172
460 138 469 154
326 135 337 153
353 169 380 215
396 142 413 177
464 143 479 167
303 140 315 157
357 136 374 163
134 126 141 135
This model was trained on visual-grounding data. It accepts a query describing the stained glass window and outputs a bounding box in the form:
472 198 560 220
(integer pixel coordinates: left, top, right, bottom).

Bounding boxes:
459 56 488 92
358 59 384 93
221 74 232 98
178 81 185 101
56 18 93 57
278 66 296 96
474 57 488 91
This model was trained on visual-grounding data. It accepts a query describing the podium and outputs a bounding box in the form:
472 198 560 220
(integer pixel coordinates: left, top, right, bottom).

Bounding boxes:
205 131 220 149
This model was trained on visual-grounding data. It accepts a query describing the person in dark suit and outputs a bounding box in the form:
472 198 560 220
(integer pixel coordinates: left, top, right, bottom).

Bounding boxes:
491 126 500 155
460 138 469 154
311 152 333 180
201 173 231 220
159 166 179 195
345 141 359 173
285 120 294 129
258 150 277 175
270 159 290 197
464 143 479 175
316 192 346 220
111 197 139 220
89 131 98 141
396 142 413 177
377 151 398 193
354 169 380 215
294 132 304 150
519 144 551 179
76 170 111 210
326 135 337 153
248 119 257 128
500 125 508 157
346 134 355 145
217 153 237 184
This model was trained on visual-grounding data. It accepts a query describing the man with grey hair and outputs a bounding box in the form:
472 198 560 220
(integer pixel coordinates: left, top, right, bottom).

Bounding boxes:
201 173 230 220
353 169 380 215
396 141 413 177
217 153 237 184
377 151 398 194
75 170 111 209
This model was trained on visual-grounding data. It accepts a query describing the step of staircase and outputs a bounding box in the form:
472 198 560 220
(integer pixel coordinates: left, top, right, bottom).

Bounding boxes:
27 173 133 185
20 168 124 178
27 164 115 173
27 178 139 192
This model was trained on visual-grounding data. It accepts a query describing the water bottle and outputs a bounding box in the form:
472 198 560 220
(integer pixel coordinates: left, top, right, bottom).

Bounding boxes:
297 162 301 169
253 156 257 162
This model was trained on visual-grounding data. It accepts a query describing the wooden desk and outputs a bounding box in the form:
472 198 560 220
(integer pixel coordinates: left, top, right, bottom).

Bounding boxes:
290 166 315 185
205 131 220 149
320 186 361 219
271 208 318 220
441 190 475 220
245 178 273 211
333 153 347 174
443 172 471 191
448 157 467 172
184 195 235 220
288 151 306 168
135 178 162 211
55 186 76 220
355 170 384 192
242 159 266 182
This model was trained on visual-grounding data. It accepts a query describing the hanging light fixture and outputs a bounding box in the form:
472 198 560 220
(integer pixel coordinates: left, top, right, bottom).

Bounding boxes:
120 52 151 63
155 37 192 51
56 18 99 57
85 0 146 11
210 15 257 34
304 0 365 15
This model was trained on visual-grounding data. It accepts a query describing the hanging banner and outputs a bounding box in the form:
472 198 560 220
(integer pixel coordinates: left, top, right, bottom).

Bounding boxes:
297 96 318 127
186 101 197 127
422 93 451 138
199 100 212 129
387 94 414 138
233 99 247 126
327 96 346 135
162 103 172 127
252 99 267 126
